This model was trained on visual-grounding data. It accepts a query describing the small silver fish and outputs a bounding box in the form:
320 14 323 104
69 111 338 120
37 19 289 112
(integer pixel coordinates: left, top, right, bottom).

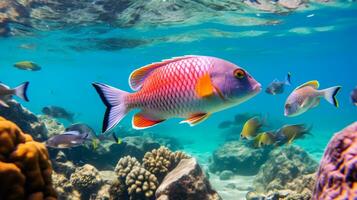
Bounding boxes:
265 73 291 95
0 82 29 107
284 80 341 117
45 131 90 149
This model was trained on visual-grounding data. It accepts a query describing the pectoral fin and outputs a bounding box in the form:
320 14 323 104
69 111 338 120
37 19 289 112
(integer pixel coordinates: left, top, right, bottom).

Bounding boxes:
312 99 320 108
132 113 165 130
0 99 9 107
195 74 215 98
180 113 211 126
287 134 296 144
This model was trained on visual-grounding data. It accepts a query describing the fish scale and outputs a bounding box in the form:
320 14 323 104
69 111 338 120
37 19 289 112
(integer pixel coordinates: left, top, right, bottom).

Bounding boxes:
127 57 211 119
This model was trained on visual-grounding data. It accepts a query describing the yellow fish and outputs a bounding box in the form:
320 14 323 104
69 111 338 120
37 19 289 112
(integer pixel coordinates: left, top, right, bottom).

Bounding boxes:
14 61 41 71
276 124 311 145
254 132 275 148
240 116 265 140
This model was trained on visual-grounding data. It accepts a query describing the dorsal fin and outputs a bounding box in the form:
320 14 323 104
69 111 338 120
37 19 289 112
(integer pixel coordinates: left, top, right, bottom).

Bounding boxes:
295 80 319 91
129 55 195 91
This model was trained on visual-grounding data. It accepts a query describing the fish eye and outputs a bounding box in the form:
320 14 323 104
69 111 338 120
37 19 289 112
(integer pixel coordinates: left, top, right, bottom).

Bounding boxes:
234 69 245 79
285 104 291 109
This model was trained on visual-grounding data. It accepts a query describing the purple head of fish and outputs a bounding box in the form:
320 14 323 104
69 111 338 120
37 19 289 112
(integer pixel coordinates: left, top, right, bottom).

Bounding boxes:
210 59 261 103
284 101 300 117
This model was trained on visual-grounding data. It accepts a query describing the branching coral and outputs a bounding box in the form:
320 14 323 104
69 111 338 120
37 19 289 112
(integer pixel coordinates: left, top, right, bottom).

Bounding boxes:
110 148 190 200
125 166 158 200
142 146 190 181
110 156 141 199
0 116 57 200
115 156 141 180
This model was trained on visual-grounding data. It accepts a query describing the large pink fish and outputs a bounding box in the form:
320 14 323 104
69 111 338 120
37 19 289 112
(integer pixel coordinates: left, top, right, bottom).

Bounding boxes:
93 55 261 132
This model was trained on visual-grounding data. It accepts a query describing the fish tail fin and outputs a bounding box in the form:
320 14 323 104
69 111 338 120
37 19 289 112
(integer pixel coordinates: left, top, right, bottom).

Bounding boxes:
14 81 30 102
285 72 292 86
92 83 130 133
321 86 341 107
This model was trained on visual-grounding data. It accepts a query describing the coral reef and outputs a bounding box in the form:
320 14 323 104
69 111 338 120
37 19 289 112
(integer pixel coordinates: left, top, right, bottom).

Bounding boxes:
70 164 103 199
209 140 271 175
108 147 207 200
126 166 159 200
0 116 57 199
115 156 141 180
313 122 357 199
111 156 142 199
252 145 318 199
50 135 178 170
143 147 190 181
156 158 221 200
0 99 48 140
52 171 80 200
38 115 65 138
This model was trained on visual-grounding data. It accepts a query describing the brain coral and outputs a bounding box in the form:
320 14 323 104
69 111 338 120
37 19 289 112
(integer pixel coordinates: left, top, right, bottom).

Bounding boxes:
0 116 57 200
313 122 357 200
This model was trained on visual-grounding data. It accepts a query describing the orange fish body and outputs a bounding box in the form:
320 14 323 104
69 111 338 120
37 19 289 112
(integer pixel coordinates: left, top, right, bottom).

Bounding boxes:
93 55 261 132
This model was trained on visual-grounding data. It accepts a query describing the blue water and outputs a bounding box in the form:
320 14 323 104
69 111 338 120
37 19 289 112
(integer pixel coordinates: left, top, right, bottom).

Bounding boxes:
1 4 356 158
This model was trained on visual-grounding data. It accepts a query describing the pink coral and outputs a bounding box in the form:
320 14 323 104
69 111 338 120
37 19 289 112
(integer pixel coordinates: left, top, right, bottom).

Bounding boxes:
313 122 357 200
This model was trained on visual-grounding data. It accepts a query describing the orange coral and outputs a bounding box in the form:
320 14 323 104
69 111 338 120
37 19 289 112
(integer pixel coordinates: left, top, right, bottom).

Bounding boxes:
0 117 57 200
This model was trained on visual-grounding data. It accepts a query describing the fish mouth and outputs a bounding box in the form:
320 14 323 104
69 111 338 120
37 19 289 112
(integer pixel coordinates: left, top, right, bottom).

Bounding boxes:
252 83 262 94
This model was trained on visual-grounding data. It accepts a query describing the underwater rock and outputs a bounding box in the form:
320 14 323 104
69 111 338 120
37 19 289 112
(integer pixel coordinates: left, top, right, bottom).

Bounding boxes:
156 158 222 200
123 136 162 158
313 122 357 199
209 140 271 175
253 145 318 195
143 146 190 182
248 174 316 200
52 153 76 178
52 171 80 200
0 117 57 199
126 166 159 200
38 115 65 138
219 170 234 180
70 164 103 199
0 99 48 140
278 0 305 9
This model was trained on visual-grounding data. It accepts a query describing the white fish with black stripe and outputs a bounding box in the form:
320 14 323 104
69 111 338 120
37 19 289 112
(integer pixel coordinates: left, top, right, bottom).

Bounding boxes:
0 81 30 107
284 80 341 117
